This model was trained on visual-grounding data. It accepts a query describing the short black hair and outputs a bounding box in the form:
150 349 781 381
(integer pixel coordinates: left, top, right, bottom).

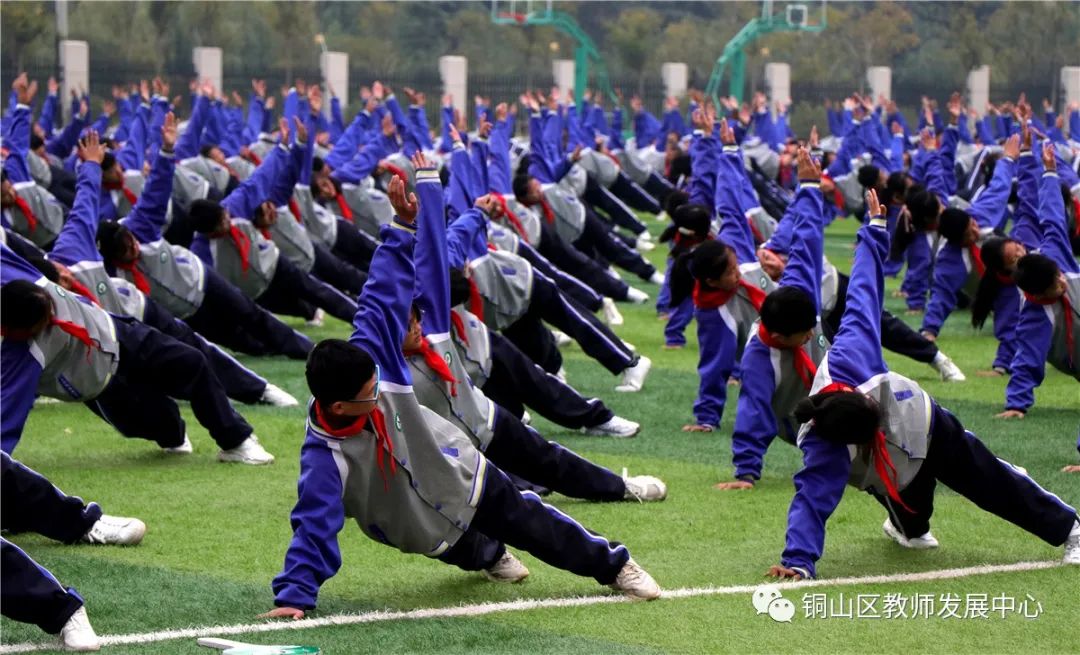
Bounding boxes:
904 186 940 230
30 133 44 151
439 164 451 188
199 144 218 158
305 339 377 405
101 152 116 172
794 390 880 445
857 164 881 190
449 268 471 307
95 220 130 262
671 203 712 237
937 207 971 245
512 174 531 202
760 286 817 335
188 199 225 233
1015 253 1060 296
0 280 51 332
883 171 909 205
664 189 690 216
687 239 732 281
312 157 326 174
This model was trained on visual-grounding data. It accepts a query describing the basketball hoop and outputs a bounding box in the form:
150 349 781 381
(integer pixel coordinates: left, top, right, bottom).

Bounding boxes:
498 11 527 23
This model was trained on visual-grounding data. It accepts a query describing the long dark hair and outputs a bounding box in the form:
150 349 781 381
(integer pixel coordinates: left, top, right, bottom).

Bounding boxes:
971 237 1014 330
669 239 731 307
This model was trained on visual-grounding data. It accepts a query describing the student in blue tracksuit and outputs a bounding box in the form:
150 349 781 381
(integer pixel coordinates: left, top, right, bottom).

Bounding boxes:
1 448 149 650
262 175 659 620
718 148 828 489
999 143 1080 419
407 154 663 502
675 114 775 432
47 128 293 407
896 130 951 312
969 128 1044 375
920 135 1019 340
767 189 1079 581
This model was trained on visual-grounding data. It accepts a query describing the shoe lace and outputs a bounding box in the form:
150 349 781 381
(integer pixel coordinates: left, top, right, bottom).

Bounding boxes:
622 468 644 504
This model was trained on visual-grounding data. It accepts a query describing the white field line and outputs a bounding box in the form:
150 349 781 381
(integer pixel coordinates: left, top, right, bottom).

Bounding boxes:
0 560 1064 653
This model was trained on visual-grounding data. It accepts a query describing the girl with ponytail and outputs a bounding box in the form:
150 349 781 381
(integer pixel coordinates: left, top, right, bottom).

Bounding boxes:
767 190 1080 582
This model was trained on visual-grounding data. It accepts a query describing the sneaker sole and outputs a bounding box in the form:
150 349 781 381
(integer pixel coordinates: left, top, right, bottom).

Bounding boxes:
483 570 530 584
217 454 275 465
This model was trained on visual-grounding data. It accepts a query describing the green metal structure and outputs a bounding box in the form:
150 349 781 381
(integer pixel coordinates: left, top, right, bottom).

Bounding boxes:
704 1 827 104
491 0 616 103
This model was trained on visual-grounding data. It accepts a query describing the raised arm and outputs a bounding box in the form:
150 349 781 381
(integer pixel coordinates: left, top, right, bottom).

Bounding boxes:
120 114 178 244
1035 143 1080 274
714 121 758 265
175 92 210 160
1011 140 1042 249
822 191 890 386
412 155 451 335
966 138 1018 230
778 151 825 310
48 134 104 266
347 176 419 387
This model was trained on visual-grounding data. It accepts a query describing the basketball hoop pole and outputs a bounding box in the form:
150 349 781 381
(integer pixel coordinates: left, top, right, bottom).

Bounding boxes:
705 0 827 105
491 0 617 104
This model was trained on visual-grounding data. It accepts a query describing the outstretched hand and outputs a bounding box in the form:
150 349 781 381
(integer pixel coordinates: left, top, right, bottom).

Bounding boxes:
388 175 418 224
411 151 432 171
161 112 178 152
1041 141 1057 172
294 116 308 145
795 146 821 181
766 565 803 580
1002 133 1020 160
865 188 883 218
258 607 305 620
77 130 105 164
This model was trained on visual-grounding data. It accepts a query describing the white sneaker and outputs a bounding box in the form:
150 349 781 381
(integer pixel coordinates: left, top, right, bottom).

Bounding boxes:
608 558 661 600
162 434 193 455
606 266 623 280
635 233 656 252
583 416 641 438
555 367 568 383
81 515 146 546
625 287 649 304
34 396 62 405
304 308 325 328
521 410 532 426
622 340 637 353
59 606 99 652
601 298 624 326
648 272 665 286
218 435 275 465
622 470 667 501
551 330 573 348
932 353 966 382
483 551 530 583
882 518 939 549
259 383 299 407
654 210 669 224
615 356 651 393
1064 519 1080 565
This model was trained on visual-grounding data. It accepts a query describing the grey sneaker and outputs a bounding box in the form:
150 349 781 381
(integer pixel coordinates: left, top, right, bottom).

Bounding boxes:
608 558 661 600
483 551 530 583
81 515 146 546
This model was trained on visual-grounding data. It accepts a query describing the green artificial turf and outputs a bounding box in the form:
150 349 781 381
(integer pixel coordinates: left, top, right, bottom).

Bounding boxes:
3 217 1077 654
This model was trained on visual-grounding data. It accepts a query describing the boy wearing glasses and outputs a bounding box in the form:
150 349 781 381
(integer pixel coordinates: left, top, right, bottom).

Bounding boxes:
263 173 659 620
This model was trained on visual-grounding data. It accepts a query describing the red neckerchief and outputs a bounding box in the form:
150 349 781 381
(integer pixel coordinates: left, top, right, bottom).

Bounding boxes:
2 318 102 363
1073 198 1080 237
817 381 914 513
968 244 986 276
673 231 709 250
314 401 396 491
449 311 468 346
209 224 251 272
288 198 303 223
747 216 765 245
536 197 556 224
244 151 262 167
491 193 530 244
995 272 1015 285
103 180 138 208
259 227 272 240
405 336 457 397
115 259 150 294
466 276 485 322
12 195 38 233
820 172 845 212
757 323 817 390
382 163 408 186
334 193 354 222
66 278 101 307
692 277 767 312
1024 291 1075 368
603 150 622 168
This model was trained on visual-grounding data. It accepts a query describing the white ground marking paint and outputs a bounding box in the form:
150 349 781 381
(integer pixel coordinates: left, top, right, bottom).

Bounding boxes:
0 560 1064 653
